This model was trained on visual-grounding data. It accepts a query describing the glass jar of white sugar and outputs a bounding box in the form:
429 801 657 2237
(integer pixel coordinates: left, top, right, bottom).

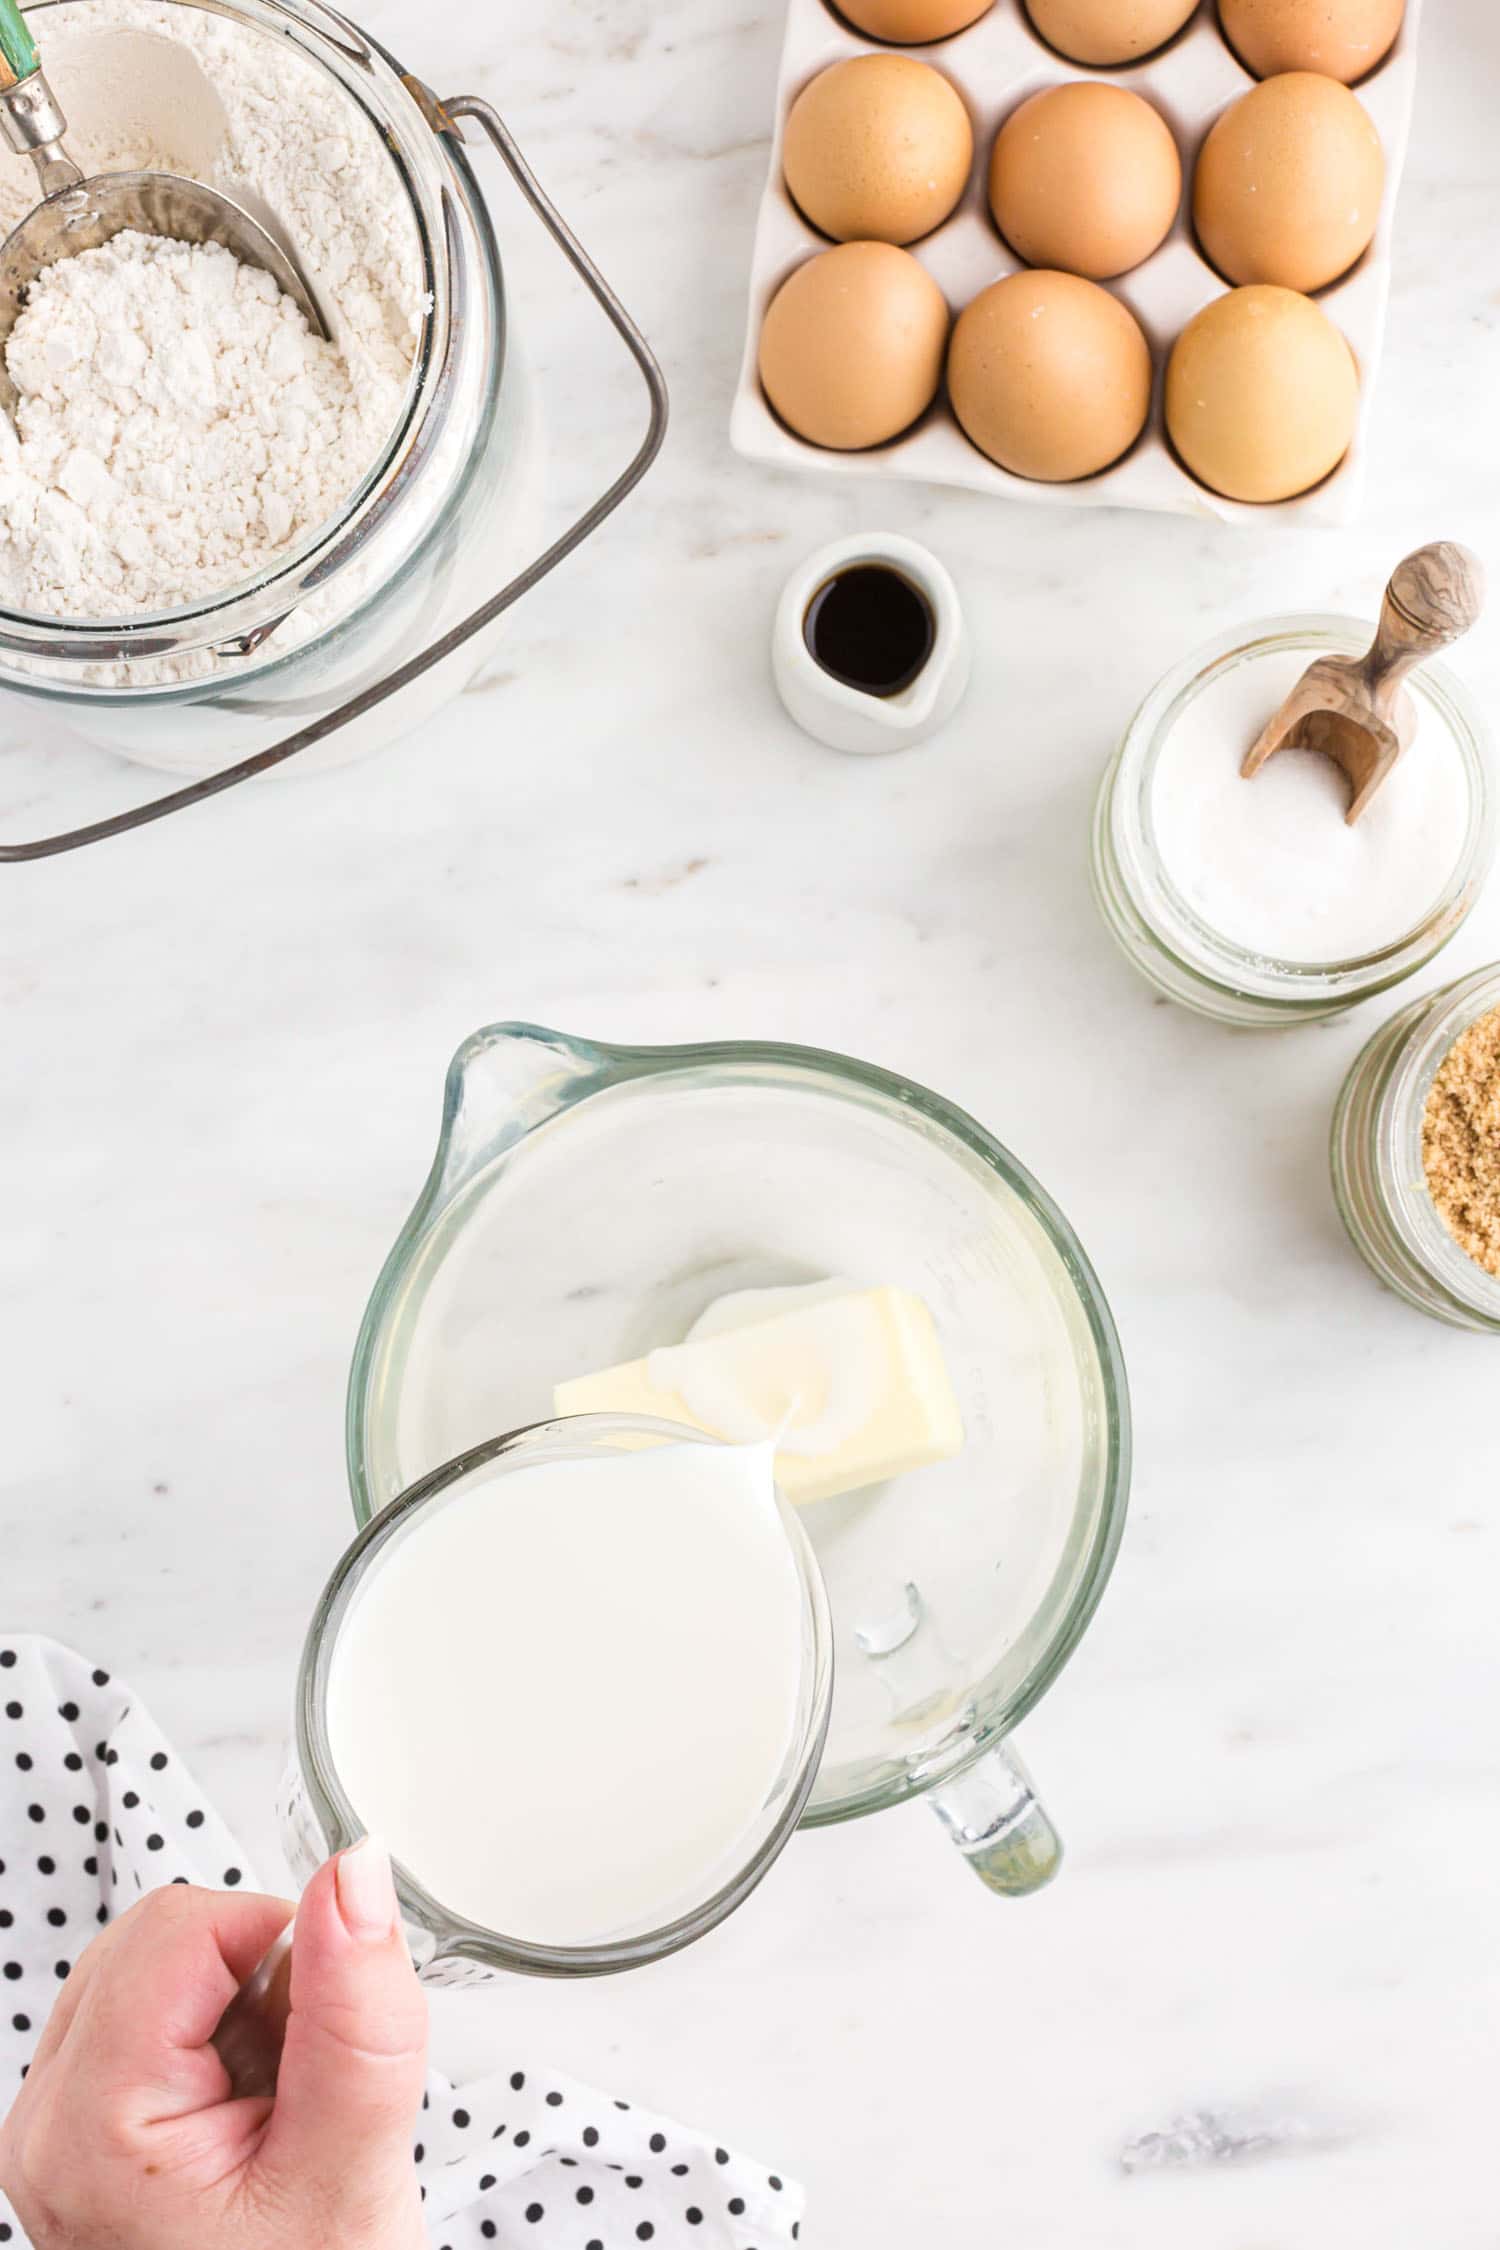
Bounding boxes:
1331 962 1500 1335
1090 616 1496 1027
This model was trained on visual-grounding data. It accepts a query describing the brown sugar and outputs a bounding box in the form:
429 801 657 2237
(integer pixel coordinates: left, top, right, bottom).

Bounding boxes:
1422 1002 1500 1278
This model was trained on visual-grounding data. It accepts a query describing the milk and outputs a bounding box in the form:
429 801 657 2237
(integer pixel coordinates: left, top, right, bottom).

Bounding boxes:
324 1439 807 1947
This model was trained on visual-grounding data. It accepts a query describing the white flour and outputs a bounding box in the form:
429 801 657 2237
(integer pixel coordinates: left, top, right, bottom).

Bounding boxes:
1150 647 1472 962
0 0 424 621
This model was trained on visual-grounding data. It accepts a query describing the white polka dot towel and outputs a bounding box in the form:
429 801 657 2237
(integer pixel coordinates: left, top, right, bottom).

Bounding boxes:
0 1638 805 2250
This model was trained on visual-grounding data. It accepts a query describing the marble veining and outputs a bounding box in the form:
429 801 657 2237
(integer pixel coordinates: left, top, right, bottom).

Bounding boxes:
3 2 1500 2246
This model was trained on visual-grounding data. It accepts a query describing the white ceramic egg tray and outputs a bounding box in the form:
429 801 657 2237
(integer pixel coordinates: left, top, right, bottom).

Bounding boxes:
731 0 1423 526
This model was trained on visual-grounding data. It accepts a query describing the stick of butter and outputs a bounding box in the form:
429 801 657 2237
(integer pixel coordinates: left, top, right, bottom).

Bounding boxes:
552 1282 964 1505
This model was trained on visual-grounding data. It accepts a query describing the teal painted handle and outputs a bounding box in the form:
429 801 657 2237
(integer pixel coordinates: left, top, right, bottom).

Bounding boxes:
0 0 38 86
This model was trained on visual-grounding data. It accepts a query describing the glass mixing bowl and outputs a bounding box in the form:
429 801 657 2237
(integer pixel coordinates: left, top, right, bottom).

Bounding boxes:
347 1024 1131 1896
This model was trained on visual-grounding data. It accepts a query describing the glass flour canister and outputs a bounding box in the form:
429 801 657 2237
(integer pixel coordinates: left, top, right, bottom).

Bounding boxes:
1091 615 1496 1027
0 0 665 859
1331 961 1500 1334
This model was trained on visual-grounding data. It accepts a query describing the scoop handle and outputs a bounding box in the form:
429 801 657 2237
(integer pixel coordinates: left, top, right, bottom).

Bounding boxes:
0 0 38 89
1365 542 1485 711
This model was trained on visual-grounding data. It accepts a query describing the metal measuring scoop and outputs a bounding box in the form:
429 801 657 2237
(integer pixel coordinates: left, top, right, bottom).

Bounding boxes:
0 0 327 415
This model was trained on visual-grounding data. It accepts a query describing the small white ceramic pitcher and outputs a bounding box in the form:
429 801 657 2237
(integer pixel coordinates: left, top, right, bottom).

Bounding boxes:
772 532 970 755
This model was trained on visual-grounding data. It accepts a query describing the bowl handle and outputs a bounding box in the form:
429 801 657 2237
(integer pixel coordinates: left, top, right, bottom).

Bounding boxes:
928 1741 1062 1897
1 90 668 861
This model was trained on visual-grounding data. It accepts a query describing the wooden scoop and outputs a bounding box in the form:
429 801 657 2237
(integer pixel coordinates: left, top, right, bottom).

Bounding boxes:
1241 542 1485 826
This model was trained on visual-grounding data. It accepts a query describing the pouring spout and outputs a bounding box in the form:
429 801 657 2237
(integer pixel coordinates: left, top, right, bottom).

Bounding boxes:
431 1022 612 1207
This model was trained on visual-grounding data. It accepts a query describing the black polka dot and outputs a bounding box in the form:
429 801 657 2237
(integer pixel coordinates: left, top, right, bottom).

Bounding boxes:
13 1756 29 1774
46 1908 65 1928
122 1793 139 1810
146 1835 164 1853
576 2187 594 2206
728 2197 745 2216
83 1857 96 1876
413 2144 424 2164
149 1753 167 1772
492 2124 506 2140
478 2174 495 2192
715 2148 729 2166
792 2225 800 2241
769 2175 782 2191
0 1913 10 1930
57 1703 78 1723
3 1963 20 1981
26 1806 43 1825
545 2089 563 2107
422 2092 430 2110
513 2130 531 2149
615 2099 631 2111
0 1651 13 1667
686 2208 703 2227
636 2226 654 2243
72 1807 90 1827
0 2220 11 2240
582 2126 599 2148
223 1868 242 1887
93 1743 106 1761
586 2241 604 2250
453 2108 470 2129
64 1753 83 1773
54 1960 70 1980
96 1905 108 1923
626 2175 643 2189
525 2206 544 2225
649 2133 666 2152
671 2164 688 2177
93 1823 107 1844
10 2015 27 2034
480 2227 496 2242
104 1751 118 1768
5 1704 22 1721
185 1810 204 1829
91 1669 109 1687
510 2070 525 2091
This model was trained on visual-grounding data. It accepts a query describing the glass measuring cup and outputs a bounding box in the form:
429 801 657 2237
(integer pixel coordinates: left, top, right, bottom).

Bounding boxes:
281 1416 835 1983
348 1026 1131 1896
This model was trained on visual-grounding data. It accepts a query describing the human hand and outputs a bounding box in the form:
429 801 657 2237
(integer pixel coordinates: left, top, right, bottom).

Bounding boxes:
0 1838 428 2250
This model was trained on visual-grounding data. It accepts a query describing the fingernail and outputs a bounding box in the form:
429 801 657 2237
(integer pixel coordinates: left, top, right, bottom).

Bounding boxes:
335 1835 399 1941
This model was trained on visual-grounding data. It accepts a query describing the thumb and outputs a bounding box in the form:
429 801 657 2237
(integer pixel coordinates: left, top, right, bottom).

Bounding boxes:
257 1839 428 2227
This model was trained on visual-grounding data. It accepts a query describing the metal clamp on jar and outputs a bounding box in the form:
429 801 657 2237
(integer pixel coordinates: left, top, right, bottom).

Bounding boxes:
0 0 668 861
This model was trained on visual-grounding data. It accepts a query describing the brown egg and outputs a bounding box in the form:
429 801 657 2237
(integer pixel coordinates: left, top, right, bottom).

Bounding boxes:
1218 0 1405 83
1194 73 1384 293
1023 0 1199 65
783 56 973 246
948 269 1152 481
839 0 996 39
989 83 1181 281
759 243 950 450
1166 284 1358 501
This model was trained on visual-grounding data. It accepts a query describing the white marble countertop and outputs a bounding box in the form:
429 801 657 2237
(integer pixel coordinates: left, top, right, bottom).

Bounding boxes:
5 1 1500 2243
